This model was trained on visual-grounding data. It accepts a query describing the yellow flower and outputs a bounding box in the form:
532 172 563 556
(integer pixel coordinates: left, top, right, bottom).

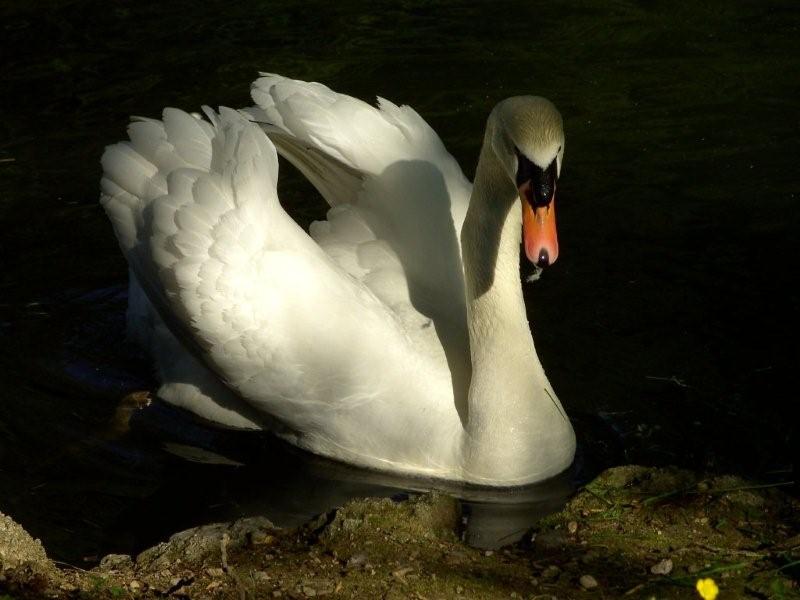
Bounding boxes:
696 578 719 600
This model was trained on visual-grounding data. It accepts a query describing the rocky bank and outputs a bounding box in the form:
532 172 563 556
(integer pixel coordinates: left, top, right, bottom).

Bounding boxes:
1 466 798 599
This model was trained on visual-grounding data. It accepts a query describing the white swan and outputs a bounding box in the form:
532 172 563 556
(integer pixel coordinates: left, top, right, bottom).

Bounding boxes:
99 74 575 486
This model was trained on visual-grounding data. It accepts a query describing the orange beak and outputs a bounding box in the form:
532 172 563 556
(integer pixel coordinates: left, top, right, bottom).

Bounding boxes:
521 184 559 267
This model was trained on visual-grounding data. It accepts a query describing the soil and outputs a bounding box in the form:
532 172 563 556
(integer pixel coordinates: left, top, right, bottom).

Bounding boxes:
1 466 798 599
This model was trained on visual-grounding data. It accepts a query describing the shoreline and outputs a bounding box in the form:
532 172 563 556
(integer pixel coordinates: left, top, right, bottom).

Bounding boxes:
2 465 797 599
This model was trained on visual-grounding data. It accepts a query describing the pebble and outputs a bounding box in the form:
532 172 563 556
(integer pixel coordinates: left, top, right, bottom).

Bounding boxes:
302 585 317 597
568 521 579 534
650 558 673 575
392 566 413 583
346 553 368 569
542 565 561 580
581 550 600 563
579 574 598 589
251 532 276 546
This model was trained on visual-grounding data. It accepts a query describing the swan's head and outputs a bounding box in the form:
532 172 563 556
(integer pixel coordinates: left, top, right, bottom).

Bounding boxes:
490 96 564 267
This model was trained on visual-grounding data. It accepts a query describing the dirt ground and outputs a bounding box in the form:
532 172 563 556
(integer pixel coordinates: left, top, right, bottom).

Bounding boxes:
1 466 798 599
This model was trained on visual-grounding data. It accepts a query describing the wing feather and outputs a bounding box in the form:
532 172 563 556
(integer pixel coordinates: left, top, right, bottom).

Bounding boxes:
101 107 432 437
248 76 473 394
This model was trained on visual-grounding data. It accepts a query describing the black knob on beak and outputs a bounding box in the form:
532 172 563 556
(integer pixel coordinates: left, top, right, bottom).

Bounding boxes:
536 248 550 267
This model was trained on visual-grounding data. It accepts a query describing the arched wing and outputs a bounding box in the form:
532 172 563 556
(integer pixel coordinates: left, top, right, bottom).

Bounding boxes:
100 107 426 434
249 76 474 401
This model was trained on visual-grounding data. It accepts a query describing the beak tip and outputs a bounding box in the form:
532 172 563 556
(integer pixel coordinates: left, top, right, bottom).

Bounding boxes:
536 248 550 268
524 244 558 268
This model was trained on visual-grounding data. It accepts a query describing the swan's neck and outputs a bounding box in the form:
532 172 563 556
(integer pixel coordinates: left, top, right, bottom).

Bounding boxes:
459 135 574 485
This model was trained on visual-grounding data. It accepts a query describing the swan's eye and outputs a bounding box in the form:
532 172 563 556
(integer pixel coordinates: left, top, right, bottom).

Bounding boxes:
515 149 557 208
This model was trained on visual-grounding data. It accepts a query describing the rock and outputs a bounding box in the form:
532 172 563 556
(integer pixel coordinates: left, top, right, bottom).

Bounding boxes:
581 550 601 564
0 511 49 570
712 475 766 507
596 465 651 488
534 529 569 550
579 574 598 589
252 531 277 546
321 493 460 550
541 565 561 581
0 510 58 585
567 520 579 534
346 553 368 569
409 492 460 535
650 558 673 575
97 553 133 572
595 465 695 496
136 515 276 571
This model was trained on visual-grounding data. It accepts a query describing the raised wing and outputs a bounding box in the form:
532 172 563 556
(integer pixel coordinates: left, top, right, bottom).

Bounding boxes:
100 107 430 436
249 75 474 403
249 74 470 211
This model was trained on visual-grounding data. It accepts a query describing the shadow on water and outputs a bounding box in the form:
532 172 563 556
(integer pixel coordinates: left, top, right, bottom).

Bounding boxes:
0 0 797 564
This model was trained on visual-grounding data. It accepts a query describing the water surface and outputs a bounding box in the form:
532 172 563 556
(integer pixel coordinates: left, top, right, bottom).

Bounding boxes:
1 0 797 563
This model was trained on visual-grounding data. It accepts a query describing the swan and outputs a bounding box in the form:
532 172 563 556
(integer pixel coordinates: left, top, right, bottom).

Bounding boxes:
99 74 576 486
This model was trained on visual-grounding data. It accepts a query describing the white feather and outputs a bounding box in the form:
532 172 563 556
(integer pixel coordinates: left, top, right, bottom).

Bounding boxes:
100 78 576 485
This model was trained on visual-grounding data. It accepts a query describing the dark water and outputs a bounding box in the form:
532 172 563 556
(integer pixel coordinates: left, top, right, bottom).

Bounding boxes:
1 1 797 563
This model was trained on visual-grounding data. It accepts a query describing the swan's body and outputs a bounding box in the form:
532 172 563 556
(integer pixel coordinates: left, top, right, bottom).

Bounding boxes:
100 75 575 486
